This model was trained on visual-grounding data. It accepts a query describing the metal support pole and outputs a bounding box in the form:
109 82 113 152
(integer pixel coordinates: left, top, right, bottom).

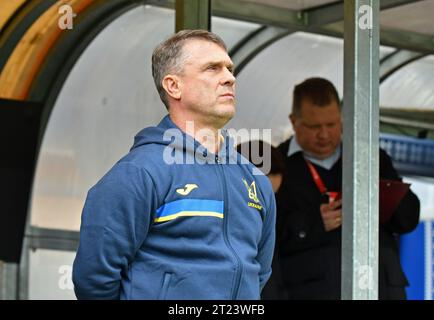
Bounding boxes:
342 0 380 300
0 261 18 300
175 0 211 32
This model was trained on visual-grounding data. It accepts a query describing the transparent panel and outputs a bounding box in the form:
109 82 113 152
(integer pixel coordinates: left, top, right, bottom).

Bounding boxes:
212 16 260 52
381 1 434 36
229 31 395 145
379 45 395 60
380 55 434 110
30 5 174 231
28 249 75 300
228 32 344 145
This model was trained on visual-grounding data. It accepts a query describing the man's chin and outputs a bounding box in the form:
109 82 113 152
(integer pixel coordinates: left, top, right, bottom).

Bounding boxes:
211 110 234 128
218 105 235 119
218 113 234 126
309 149 334 160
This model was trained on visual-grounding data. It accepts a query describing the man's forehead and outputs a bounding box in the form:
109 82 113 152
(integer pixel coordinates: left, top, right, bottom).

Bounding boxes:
183 38 225 49
301 100 340 113
299 102 341 121
183 39 230 60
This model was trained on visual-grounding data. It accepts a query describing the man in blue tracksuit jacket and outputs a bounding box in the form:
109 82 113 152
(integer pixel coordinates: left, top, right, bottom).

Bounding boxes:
72 30 276 300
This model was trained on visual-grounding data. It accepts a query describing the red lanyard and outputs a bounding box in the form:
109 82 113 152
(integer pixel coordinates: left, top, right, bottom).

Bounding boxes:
306 160 340 203
305 160 328 194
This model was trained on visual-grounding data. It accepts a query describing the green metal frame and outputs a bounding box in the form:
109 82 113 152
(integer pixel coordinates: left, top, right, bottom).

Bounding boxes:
303 0 426 26
145 0 434 55
175 0 210 31
212 0 305 28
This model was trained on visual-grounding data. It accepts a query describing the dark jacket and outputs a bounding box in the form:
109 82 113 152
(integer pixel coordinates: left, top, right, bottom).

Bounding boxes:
274 138 420 300
73 115 276 300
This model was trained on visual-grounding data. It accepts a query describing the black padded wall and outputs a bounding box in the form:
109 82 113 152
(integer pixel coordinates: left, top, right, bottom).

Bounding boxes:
0 98 42 262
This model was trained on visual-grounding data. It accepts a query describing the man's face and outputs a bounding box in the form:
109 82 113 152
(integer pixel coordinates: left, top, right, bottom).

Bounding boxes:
290 98 342 160
177 40 236 128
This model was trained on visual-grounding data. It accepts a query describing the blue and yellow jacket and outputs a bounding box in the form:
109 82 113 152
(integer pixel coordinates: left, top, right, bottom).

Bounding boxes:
72 115 276 300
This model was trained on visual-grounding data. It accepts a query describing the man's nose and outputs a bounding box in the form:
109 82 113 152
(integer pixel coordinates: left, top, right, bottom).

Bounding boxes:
222 68 236 86
318 127 329 139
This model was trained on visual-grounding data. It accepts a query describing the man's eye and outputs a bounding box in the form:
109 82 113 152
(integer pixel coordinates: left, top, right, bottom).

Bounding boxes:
306 124 319 129
207 65 218 70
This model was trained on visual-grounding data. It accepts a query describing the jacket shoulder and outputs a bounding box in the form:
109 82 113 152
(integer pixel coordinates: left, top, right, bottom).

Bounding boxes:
277 139 290 156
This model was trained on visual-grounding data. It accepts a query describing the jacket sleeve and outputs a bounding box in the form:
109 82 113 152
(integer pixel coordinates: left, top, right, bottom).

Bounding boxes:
72 162 157 299
379 149 420 234
256 189 276 291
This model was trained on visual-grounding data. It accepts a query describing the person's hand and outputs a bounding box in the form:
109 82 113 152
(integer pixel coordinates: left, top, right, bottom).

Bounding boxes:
320 199 342 232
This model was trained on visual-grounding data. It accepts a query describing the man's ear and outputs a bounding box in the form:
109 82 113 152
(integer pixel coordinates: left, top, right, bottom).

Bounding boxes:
162 74 181 100
289 113 296 127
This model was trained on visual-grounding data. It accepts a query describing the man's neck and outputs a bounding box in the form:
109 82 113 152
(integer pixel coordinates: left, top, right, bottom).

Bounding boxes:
288 136 341 170
169 113 223 154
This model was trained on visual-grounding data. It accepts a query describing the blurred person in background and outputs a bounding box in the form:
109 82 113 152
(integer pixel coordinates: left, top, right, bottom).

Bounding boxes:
275 77 420 299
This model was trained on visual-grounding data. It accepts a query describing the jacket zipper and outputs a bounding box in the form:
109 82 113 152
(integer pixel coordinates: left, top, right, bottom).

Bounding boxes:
216 154 242 300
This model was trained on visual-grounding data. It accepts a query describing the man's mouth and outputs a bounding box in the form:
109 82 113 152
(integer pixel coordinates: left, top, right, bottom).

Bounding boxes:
220 93 234 98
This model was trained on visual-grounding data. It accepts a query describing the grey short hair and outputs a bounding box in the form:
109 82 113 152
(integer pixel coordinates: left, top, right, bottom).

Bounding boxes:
151 30 227 109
